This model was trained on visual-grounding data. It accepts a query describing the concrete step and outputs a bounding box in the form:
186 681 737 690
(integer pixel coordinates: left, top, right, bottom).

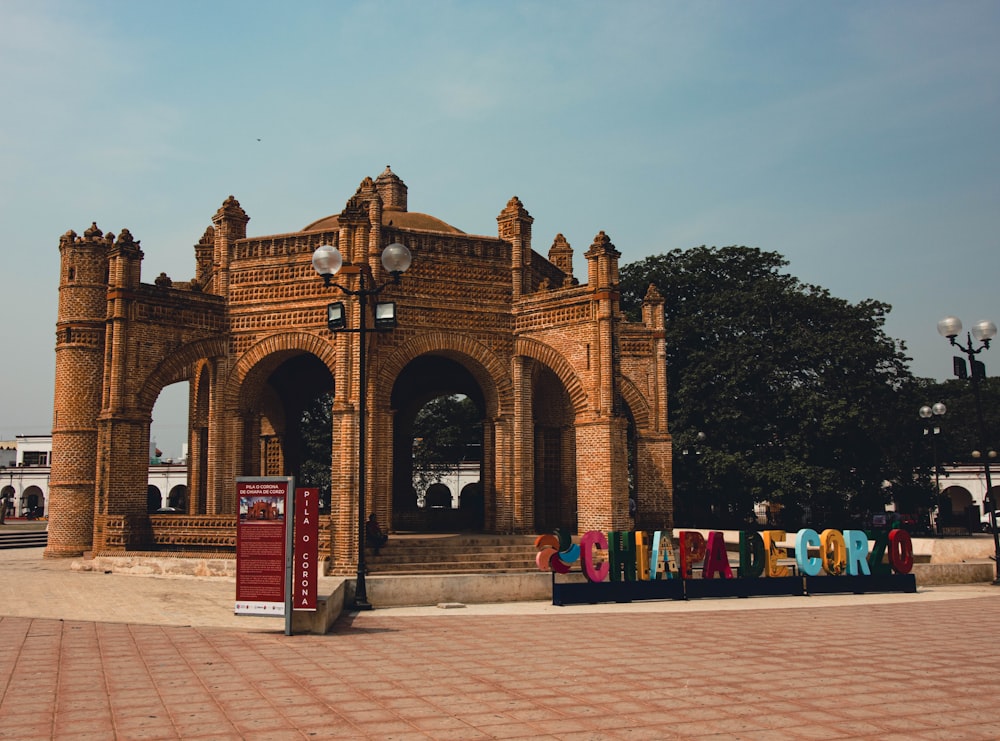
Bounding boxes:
369 566 539 576
367 533 540 575
374 547 536 561
0 531 48 549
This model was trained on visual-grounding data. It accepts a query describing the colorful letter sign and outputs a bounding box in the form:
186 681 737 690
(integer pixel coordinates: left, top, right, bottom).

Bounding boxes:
540 525 917 606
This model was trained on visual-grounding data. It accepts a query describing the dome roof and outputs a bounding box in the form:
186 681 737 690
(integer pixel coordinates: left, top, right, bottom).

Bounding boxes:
303 167 464 234
302 210 464 234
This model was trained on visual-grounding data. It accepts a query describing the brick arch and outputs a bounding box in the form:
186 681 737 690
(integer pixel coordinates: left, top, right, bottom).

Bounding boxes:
374 332 512 417
191 361 211 427
513 337 588 416
138 337 229 413
225 331 338 412
619 376 651 430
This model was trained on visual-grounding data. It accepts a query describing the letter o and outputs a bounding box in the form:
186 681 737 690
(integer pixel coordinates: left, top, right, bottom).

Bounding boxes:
888 528 914 574
820 529 846 576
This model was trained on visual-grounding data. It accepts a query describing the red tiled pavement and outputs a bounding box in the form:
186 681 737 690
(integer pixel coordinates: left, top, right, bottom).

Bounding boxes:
3 593 1000 740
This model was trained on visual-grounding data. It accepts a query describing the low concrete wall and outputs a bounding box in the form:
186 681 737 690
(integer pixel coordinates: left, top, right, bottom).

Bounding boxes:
912 537 997 563
80 555 236 577
292 580 347 635
913 561 995 586
348 572 553 608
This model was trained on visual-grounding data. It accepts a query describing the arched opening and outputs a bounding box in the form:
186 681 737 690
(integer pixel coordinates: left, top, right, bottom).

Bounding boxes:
532 364 577 533
390 355 485 532
191 364 211 514
242 353 334 507
168 485 187 510
940 485 975 530
624 405 638 525
21 486 45 518
151 382 190 463
296 391 333 514
147 486 162 513
425 483 452 508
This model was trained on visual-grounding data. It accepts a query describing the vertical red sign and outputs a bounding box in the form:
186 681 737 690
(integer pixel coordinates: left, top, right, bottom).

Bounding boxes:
235 478 290 616
294 487 319 611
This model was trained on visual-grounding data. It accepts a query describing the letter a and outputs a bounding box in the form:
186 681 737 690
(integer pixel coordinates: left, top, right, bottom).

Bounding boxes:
703 531 733 579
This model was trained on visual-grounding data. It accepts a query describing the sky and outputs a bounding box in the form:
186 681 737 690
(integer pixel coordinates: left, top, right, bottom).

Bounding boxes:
1 0 998 457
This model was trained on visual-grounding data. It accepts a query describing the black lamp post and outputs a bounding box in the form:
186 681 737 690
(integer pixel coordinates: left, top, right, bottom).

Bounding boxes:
937 316 998 584
313 241 412 610
919 402 946 531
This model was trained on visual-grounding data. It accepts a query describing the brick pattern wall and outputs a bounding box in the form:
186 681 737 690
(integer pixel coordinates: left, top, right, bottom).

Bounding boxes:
49 172 673 570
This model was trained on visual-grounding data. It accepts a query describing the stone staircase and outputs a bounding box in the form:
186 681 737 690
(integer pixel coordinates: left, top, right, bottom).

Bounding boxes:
0 528 48 549
366 533 540 575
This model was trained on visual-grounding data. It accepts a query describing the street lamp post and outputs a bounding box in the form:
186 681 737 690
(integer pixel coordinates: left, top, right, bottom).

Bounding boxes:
919 402 946 533
313 241 412 610
937 316 998 584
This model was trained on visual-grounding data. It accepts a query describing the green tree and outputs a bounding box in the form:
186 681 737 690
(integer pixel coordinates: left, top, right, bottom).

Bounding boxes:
298 391 332 513
620 246 917 529
913 377 1000 467
412 394 482 498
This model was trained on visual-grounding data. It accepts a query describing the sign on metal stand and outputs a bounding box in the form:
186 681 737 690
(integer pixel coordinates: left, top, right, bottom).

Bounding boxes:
234 477 295 634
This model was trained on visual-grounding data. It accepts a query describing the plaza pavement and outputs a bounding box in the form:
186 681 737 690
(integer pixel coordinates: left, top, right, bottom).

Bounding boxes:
2 545 1000 740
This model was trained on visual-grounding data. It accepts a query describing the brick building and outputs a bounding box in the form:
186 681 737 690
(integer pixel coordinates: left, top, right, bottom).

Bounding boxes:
47 167 673 572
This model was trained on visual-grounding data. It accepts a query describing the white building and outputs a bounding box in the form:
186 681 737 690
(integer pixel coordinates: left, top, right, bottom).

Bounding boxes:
0 435 189 518
936 461 999 531
415 460 482 509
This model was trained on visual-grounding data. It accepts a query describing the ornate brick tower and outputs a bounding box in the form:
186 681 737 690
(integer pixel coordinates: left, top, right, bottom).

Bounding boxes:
47 168 674 570
48 224 110 556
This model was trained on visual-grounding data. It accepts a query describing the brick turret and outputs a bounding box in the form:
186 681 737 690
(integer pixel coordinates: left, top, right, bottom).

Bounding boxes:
548 233 574 278
209 196 249 299
497 196 534 299
374 165 407 212
47 224 110 556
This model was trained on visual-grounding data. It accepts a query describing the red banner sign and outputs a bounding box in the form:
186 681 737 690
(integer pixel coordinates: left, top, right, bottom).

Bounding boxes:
235 478 291 616
294 487 319 611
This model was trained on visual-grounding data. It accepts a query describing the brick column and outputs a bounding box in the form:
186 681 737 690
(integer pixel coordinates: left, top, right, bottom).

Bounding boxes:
511 356 534 532
575 417 629 533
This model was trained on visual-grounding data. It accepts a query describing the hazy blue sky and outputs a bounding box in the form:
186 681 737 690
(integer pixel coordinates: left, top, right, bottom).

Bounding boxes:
2 1 998 456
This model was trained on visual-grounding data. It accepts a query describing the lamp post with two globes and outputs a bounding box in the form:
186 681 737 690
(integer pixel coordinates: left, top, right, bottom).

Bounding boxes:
919 402 946 529
937 316 998 584
312 241 413 610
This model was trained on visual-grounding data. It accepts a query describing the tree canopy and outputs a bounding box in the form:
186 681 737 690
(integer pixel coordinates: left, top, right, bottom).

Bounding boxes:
620 246 920 529
911 377 1000 468
411 394 482 498
298 391 332 513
